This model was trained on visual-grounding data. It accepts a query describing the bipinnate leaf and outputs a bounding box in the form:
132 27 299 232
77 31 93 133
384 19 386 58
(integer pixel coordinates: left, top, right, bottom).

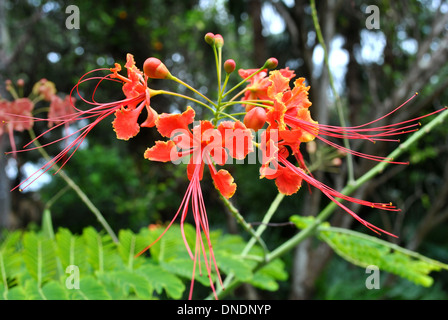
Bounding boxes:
69 276 111 300
291 215 448 287
101 270 153 299
137 263 185 299
55 228 87 273
250 259 288 291
22 232 58 286
117 229 148 270
23 279 68 300
82 227 116 272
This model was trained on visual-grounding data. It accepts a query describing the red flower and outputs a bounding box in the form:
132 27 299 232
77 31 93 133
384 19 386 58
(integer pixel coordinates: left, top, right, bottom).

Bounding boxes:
257 69 444 237
48 95 76 127
238 67 295 110
140 106 254 299
0 98 34 156
12 54 158 191
144 106 253 198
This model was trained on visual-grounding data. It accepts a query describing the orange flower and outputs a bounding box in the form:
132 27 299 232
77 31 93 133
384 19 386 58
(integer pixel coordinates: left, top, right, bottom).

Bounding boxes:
12 54 158 191
141 107 254 299
0 98 34 156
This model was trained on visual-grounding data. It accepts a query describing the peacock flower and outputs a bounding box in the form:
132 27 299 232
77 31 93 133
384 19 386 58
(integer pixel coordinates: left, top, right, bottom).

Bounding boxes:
257 68 445 237
238 67 295 111
0 98 34 156
48 95 76 127
11 53 158 191
140 106 253 299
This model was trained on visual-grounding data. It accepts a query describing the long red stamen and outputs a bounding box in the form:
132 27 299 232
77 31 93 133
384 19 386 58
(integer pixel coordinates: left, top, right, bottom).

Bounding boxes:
278 154 398 237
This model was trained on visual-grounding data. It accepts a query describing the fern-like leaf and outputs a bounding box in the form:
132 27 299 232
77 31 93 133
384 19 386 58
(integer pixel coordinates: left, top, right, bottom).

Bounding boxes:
117 229 148 270
291 215 448 287
23 279 68 300
82 227 116 273
0 231 22 299
22 232 58 287
55 228 88 276
137 262 185 299
69 276 112 300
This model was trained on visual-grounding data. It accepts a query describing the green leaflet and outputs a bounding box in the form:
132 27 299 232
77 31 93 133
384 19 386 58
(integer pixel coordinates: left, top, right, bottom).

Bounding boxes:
22 232 58 286
137 263 185 299
68 276 111 300
249 259 288 291
83 227 117 273
0 220 288 299
24 279 68 300
55 228 88 275
117 229 150 271
290 215 448 287
99 270 153 299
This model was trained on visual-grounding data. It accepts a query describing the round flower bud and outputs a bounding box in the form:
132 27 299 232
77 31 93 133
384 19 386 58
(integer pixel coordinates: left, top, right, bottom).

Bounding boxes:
204 32 215 45
214 34 224 48
143 57 171 79
17 79 25 87
244 107 266 132
265 57 278 69
224 59 236 74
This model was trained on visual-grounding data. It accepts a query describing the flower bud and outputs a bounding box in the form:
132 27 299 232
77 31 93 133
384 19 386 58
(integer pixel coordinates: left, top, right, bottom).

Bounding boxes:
214 34 224 48
143 57 172 79
265 57 278 69
244 107 266 132
224 59 236 74
204 32 215 45
17 79 25 87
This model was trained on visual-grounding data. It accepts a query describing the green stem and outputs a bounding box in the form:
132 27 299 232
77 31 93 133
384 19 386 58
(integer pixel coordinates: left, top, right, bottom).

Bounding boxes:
222 64 269 100
155 89 216 114
310 0 355 184
219 195 269 258
27 129 119 243
211 193 284 299
169 76 218 109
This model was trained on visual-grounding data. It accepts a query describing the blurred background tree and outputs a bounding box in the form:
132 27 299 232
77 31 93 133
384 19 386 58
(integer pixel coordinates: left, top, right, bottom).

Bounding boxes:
0 0 447 299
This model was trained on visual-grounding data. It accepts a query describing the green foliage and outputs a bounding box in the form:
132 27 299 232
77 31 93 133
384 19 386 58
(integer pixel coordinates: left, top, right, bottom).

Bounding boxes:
291 215 448 288
0 217 287 300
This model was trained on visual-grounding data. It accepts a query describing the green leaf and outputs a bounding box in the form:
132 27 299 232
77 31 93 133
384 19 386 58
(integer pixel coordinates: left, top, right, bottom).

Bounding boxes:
69 276 111 300
82 227 117 273
159 259 210 287
117 229 148 270
214 251 252 282
0 285 27 300
291 215 448 287
137 262 185 299
55 228 88 275
22 232 58 286
250 259 288 291
103 270 153 300
23 279 68 300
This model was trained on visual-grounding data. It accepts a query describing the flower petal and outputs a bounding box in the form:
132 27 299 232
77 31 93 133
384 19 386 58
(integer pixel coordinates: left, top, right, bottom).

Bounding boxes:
217 120 254 160
140 105 158 128
144 140 178 162
274 166 303 195
112 104 144 140
156 106 195 138
210 168 236 199
267 70 290 99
